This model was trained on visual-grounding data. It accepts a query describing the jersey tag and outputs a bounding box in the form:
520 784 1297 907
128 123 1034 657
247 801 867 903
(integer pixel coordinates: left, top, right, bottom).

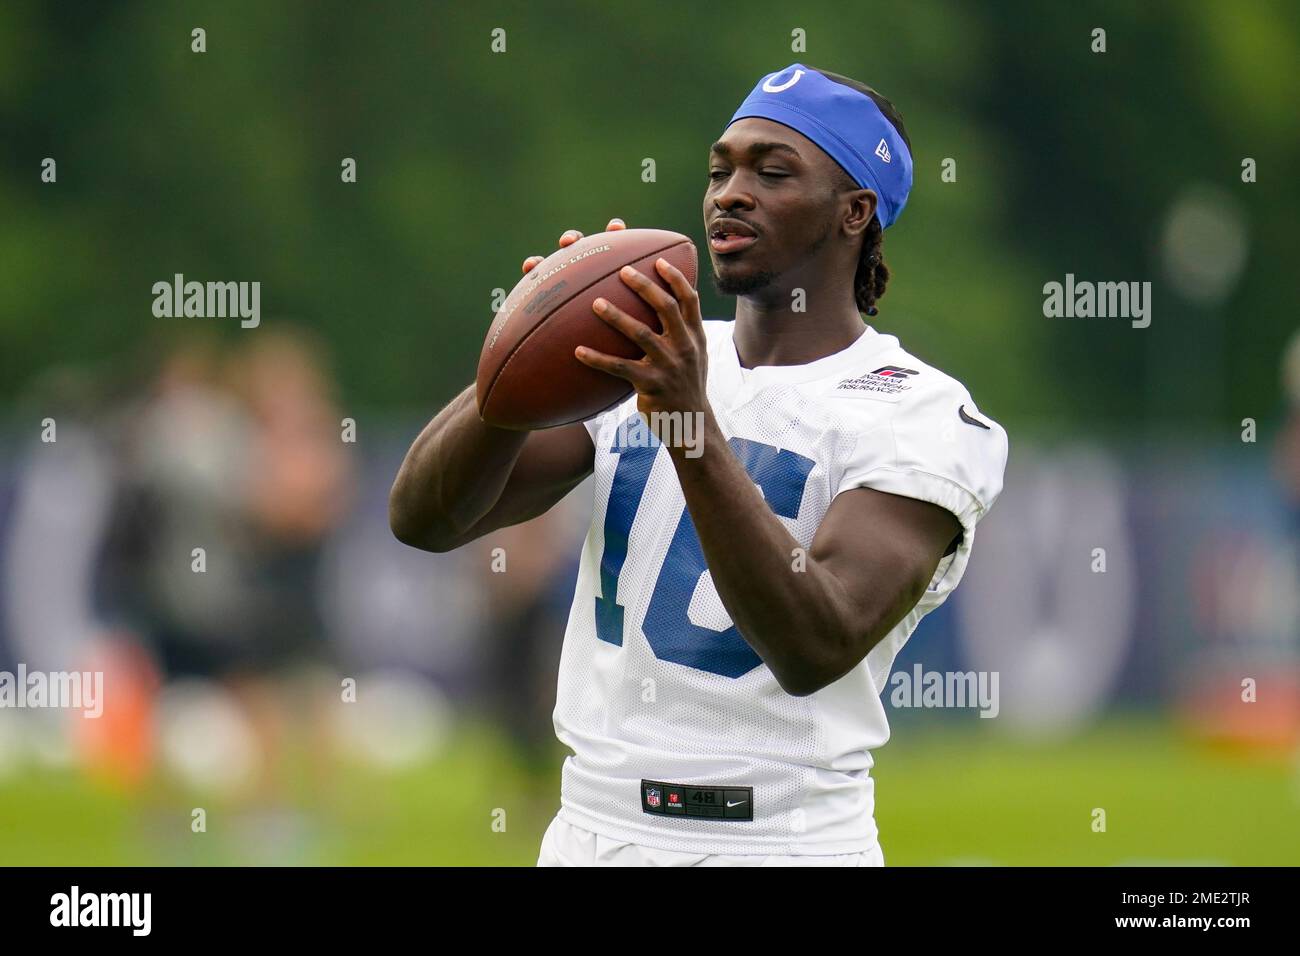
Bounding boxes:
641 779 753 821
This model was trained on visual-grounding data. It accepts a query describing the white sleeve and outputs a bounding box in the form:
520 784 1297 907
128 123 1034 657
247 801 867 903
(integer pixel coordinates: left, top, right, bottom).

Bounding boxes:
835 381 1008 541
582 400 628 447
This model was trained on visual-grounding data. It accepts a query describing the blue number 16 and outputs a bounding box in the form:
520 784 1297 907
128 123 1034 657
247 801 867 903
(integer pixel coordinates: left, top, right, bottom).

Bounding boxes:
594 413 814 678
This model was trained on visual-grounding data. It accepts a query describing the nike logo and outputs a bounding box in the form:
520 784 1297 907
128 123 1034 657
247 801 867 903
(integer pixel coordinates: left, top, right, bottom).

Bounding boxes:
958 404 990 430
726 799 747 808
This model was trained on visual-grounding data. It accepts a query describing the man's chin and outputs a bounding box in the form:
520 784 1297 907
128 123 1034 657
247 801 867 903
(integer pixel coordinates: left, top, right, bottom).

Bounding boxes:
711 266 779 298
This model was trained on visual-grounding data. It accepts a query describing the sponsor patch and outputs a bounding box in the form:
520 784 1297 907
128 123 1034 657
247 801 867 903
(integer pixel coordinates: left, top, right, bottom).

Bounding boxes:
831 365 919 400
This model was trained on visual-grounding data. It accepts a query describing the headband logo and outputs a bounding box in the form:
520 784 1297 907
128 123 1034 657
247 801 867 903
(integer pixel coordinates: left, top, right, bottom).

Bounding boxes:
875 138 891 163
762 68 804 93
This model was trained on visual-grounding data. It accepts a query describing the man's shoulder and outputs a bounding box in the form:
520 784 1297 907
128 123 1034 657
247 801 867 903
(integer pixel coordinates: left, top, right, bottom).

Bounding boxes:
819 335 977 414
819 334 1007 473
827 335 1009 522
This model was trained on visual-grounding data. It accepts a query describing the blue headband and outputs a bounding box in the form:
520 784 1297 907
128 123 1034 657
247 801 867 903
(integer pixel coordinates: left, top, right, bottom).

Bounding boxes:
727 63 913 229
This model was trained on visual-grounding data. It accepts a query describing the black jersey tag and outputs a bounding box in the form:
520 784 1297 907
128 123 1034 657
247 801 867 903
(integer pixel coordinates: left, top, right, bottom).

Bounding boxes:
641 779 753 821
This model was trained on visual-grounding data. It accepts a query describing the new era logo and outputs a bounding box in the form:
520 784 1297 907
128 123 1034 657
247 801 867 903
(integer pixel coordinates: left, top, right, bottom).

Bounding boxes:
875 138 891 163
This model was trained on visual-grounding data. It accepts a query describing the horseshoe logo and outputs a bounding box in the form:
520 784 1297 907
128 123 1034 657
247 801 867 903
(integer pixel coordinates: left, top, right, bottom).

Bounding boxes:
762 68 805 93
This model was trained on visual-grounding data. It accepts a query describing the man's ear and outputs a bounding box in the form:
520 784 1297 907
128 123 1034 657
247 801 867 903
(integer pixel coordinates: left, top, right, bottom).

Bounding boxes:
844 188 877 238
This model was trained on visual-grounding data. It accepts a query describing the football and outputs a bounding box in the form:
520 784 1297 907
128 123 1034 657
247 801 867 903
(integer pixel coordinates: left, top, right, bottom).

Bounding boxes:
476 228 698 430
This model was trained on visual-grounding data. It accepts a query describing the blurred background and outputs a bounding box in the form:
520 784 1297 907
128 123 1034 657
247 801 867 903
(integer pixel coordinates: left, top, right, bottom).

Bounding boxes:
0 0 1297 864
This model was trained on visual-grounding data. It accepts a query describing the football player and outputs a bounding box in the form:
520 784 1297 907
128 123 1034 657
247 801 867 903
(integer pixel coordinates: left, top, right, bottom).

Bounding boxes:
391 64 1008 865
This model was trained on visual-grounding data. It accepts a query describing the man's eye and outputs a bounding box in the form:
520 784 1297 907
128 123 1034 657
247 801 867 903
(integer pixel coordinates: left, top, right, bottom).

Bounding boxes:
760 170 790 178
708 170 729 181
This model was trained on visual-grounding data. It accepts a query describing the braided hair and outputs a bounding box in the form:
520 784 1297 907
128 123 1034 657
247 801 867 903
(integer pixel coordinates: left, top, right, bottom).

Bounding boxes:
854 212 889 317
817 72 911 317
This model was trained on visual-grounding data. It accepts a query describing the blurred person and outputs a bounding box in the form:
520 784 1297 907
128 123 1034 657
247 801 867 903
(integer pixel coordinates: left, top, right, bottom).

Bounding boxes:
391 66 1007 866
99 335 253 679
226 328 355 670
221 328 356 802
99 327 354 798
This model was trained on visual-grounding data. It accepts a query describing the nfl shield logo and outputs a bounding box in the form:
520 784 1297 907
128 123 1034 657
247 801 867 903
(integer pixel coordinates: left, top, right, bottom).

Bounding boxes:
646 787 661 808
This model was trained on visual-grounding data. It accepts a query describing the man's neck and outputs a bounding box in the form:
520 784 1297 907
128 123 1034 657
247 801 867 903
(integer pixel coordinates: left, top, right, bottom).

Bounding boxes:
731 294 866 369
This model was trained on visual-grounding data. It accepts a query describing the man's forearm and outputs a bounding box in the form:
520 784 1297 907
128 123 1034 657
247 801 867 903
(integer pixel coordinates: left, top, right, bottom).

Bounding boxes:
666 412 859 695
389 385 528 549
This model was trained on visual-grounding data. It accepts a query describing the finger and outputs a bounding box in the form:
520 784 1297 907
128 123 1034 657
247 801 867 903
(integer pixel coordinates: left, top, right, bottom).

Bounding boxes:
574 344 643 384
607 217 627 231
521 255 544 274
591 296 668 361
654 257 701 335
558 229 583 248
617 265 682 338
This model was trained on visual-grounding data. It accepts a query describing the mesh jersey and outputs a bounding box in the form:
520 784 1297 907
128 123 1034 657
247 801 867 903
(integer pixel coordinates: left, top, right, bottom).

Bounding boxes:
553 319 1008 855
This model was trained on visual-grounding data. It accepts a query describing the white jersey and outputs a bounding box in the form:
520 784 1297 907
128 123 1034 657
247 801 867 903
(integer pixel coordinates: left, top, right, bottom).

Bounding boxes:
553 319 1008 855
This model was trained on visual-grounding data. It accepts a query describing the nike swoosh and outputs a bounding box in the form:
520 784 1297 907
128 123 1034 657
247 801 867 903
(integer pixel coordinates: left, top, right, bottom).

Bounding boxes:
726 799 747 808
958 405 990 430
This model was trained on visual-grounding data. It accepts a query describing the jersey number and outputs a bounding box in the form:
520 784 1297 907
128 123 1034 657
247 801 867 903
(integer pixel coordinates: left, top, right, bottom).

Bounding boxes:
594 414 814 678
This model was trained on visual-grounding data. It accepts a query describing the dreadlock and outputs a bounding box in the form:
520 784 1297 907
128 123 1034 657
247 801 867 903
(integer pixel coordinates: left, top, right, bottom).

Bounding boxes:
855 213 888 317
829 164 891 317
816 70 911 318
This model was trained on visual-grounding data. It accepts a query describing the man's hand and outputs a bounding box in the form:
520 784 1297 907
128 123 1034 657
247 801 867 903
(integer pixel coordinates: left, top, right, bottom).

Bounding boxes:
573 257 711 432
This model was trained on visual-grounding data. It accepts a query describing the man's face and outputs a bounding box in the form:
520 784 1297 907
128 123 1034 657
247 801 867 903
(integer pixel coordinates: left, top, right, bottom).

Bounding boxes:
703 118 855 300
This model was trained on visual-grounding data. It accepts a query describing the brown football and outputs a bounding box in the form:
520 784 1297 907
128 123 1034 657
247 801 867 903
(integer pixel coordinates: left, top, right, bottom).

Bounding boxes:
476 228 698 430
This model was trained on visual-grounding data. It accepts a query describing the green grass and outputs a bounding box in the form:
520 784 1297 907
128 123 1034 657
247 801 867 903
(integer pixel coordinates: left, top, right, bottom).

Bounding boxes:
874 719 1300 865
0 719 1295 865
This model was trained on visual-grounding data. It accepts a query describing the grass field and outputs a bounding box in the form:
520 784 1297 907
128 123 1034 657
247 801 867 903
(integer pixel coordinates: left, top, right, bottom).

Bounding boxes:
1 718 1296 866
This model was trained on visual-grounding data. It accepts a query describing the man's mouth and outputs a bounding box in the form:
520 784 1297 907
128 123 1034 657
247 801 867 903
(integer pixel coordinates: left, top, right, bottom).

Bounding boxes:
709 218 759 255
